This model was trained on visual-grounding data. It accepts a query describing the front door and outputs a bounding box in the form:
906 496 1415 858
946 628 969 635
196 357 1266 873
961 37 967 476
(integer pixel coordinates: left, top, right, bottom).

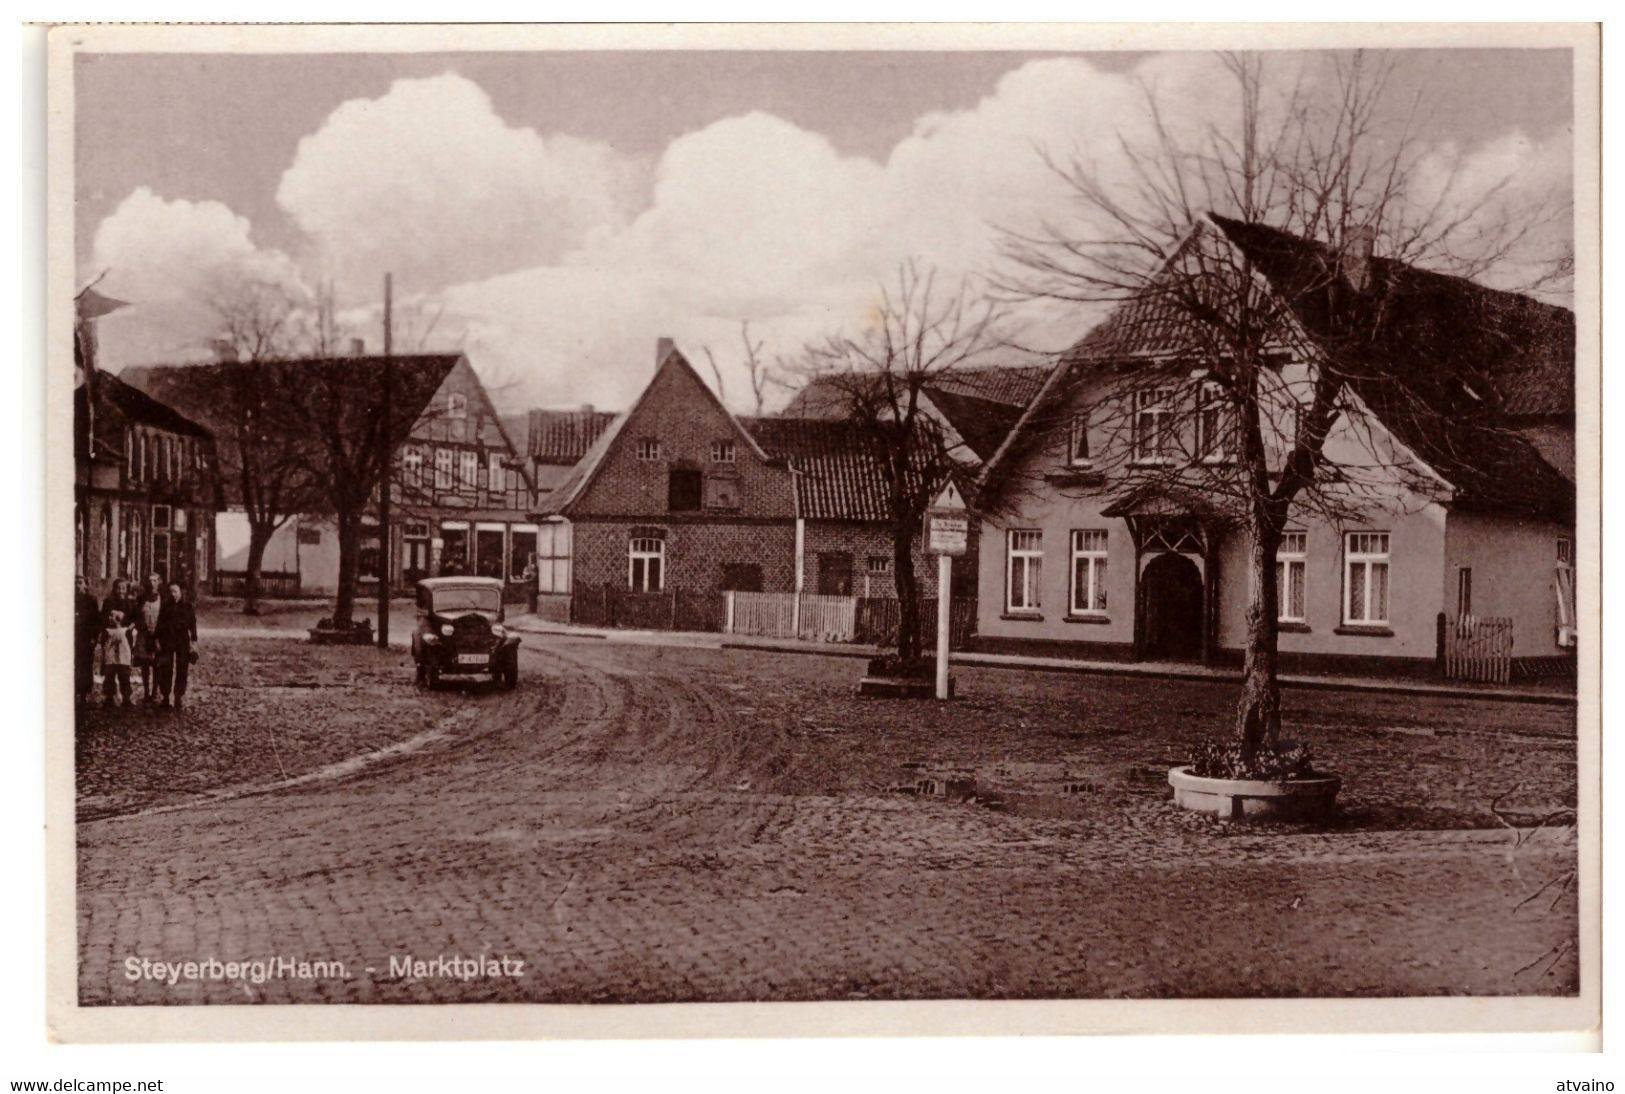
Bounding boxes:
404 538 430 585
1141 552 1204 660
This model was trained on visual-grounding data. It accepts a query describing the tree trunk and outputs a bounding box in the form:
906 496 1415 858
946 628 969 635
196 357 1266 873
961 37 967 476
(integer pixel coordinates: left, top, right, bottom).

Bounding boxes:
332 509 360 627
1234 520 1282 762
243 521 274 616
893 521 921 664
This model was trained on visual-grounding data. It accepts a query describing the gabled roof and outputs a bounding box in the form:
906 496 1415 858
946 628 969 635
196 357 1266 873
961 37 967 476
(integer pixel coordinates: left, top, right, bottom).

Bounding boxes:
545 343 771 517
120 354 464 504
89 371 213 439
743 416 942 522
983 214 1576 522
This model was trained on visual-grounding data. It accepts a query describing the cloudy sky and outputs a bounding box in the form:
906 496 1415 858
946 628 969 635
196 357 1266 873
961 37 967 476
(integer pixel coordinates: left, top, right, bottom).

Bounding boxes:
75 48 1574 412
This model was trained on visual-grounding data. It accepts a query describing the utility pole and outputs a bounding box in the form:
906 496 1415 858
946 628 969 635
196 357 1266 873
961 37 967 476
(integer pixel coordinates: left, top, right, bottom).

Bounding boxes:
377 273 393 650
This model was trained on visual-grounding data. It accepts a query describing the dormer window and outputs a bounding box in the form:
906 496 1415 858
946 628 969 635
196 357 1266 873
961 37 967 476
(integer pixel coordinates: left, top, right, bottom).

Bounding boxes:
636 439 661 461
711 440 736 464
1067 413 1092 467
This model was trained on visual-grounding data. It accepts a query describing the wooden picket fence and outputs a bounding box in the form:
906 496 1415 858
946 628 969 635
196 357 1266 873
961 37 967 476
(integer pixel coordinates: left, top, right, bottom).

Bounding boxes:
725 591 973 649
1441 614 1515 685
727 590 799 638
726 591 857 643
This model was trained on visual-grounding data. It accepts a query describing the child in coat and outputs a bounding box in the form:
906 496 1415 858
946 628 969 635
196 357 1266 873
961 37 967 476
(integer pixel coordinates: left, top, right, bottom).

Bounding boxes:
97 609 135 707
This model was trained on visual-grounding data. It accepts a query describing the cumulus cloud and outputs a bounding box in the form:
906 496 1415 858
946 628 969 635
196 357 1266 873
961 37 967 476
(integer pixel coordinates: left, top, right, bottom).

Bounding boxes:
87 55 1574 407
89 187 308 368
276 73 642 297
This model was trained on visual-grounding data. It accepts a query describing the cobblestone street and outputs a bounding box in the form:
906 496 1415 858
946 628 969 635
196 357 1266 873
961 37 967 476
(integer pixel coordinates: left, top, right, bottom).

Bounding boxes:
77 636 1578 1005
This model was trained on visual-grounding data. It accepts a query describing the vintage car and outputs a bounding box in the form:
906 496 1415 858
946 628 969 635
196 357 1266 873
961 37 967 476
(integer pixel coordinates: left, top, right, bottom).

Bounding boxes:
411 577 521 690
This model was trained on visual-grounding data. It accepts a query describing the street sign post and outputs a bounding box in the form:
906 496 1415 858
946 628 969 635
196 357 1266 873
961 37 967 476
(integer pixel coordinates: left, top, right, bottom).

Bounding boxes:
923 481 968 700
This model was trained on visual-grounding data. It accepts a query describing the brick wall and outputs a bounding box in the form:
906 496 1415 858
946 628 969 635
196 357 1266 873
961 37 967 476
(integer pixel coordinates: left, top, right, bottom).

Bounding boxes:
803 520 981 601
570 350 797 520
573 519 797 594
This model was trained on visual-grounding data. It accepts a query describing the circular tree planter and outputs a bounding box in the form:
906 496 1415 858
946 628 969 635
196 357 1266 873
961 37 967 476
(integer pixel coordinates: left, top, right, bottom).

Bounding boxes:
1167 765 1341 821
858 656 954 700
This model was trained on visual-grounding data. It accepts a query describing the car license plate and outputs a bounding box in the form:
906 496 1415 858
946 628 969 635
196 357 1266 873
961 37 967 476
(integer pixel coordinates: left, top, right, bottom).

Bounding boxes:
457 654 487 666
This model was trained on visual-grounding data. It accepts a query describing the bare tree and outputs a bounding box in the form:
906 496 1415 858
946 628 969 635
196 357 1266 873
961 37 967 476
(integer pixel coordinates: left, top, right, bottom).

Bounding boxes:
995 51 1568 763
703 321 779 415
796 261 1010 664
206 279 323 615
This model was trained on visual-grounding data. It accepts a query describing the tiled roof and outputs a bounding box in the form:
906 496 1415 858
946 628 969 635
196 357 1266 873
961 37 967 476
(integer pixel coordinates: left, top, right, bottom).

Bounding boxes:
120 354 463 506
988 214 1575 522
925 364 1052 408
744 416 940 522
781 364 1049 419
524 408 617 464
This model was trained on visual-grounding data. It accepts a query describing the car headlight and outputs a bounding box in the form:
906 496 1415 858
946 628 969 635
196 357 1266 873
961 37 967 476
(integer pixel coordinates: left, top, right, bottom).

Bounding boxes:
423 633 438 644
491 624 505 638
440 624 454 637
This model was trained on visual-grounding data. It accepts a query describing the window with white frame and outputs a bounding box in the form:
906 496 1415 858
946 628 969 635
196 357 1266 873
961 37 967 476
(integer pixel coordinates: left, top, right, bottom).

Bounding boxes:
1069 529 1108 615
459 449 479 488
711 440 736 464
1132 388 1172 462
1456 566 1473 618
1007 529 1043 613
402 446 422 488
636 438 661 461
1276 531 1307 623
629 537 664 592
1067 413 1091 466
137 433 148 481
1558 537 1573 565
1343 531 1391 625
434 447 452 490
488 450 505 492
446 393 467 419
125 429 135 480
1197 382 1230 461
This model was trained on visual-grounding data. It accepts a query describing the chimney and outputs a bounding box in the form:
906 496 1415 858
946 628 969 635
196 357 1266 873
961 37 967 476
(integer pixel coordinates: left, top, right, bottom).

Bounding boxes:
209 337 235 362
656 337 675 365
578 403 595 416
348 336 366 356
1342 225 1375 293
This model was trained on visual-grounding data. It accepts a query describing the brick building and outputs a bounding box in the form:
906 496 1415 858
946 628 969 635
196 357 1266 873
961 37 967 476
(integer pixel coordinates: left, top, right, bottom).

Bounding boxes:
539 340 1043 631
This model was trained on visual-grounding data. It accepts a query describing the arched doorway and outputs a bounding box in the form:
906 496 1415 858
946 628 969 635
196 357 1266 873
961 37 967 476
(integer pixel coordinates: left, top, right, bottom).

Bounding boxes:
1141 552 1204 661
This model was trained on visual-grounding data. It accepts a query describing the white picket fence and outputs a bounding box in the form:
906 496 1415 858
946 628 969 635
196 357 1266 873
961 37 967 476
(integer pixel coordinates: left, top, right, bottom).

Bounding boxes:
725 591 857 643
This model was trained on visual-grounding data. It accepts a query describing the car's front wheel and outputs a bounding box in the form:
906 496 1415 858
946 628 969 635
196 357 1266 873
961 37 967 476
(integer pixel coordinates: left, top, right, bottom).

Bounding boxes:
425 661 441 691
500 651 518 690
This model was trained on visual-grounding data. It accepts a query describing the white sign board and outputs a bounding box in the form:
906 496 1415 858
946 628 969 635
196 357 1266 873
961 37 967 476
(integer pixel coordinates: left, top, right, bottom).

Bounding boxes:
924 479 969 557
926 513 969 557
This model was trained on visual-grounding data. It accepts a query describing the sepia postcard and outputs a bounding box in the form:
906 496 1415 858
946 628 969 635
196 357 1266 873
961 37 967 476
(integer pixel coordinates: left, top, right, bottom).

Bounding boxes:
43 21 1600 1042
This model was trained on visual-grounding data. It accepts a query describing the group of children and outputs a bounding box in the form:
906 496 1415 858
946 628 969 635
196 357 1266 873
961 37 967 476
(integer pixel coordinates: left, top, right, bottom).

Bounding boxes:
75 573 199 710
